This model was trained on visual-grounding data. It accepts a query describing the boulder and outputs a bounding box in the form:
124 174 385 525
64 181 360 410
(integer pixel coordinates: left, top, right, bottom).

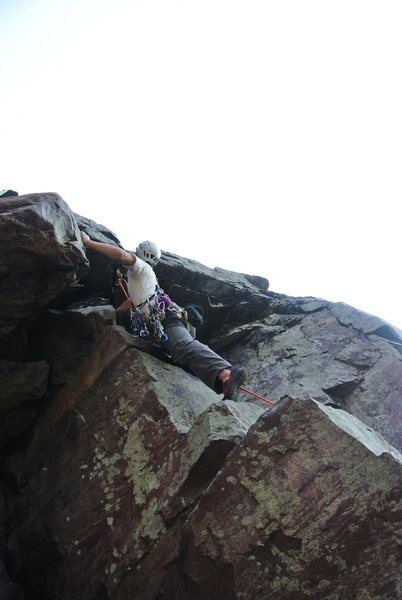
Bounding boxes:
27 305 116 386
6 328 264 599
160 399 402 600
0 193 88 338
154 252 275 342
221 302 402 452
74 213 122 302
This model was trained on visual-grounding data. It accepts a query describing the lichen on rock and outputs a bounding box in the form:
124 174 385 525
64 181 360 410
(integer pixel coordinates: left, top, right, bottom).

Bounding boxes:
0 193 401 599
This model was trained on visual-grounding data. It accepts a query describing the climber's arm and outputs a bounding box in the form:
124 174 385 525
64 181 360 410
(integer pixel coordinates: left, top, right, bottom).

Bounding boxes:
116 298 131 314
81 231 135 266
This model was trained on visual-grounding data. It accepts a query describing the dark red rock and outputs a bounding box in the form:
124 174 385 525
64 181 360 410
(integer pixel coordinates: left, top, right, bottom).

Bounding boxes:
174 399 402 600
1 194 401 599
0 361 49 412
0 193 88 338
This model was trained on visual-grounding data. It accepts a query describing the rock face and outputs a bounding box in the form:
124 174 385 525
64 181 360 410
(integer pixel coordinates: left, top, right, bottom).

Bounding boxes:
172 399 401 600
0 193 88 341
155 254 402 453
0 194 401 599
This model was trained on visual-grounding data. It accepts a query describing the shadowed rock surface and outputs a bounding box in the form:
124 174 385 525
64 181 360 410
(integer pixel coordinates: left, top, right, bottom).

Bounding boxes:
0 193 401 599
0 193 88 340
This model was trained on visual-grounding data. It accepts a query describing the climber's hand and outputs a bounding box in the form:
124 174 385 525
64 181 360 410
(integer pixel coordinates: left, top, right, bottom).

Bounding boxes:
81 231 91 247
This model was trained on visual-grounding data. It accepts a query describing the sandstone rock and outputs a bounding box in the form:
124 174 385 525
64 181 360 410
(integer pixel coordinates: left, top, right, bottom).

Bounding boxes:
74 213 122 302
0 407 37 447
0 564 24 600
73 214 120 246
0 360 49 412
0 193 88 338
0 360 49 448
0 480 24 600
0 325 28 363
344 337 402 452
331 301 402 343
1 197 401 598
222 303 402 452
0 484 24 599
163 400 266 521
6 330 263 599
27 305 116 386
166 399 402 600
316 399 402 462
155 251 275 342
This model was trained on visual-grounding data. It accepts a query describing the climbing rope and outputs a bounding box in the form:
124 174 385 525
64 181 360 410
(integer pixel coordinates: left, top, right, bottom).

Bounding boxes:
117 276 131 304
117 269 132 306
239 385 275 406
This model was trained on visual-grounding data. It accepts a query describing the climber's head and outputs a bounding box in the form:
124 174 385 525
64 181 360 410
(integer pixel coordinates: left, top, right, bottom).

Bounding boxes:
135 240 161 267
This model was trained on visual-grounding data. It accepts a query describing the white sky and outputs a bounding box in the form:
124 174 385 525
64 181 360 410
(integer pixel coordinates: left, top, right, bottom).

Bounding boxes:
1 0 401 329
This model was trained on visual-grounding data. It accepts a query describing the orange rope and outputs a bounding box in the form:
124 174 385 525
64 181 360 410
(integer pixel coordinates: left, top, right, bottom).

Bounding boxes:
239 385 275 406
118 278 132 305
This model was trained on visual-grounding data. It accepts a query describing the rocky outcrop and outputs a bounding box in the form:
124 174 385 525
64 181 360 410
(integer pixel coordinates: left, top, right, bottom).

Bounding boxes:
0 193 401 599
167 399 401 600
152 256 402 454
0 193 88 341
6 326 265 599
0 360 49 446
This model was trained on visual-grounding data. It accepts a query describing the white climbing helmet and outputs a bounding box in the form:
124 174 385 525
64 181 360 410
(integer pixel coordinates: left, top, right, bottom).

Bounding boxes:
136 240 161 267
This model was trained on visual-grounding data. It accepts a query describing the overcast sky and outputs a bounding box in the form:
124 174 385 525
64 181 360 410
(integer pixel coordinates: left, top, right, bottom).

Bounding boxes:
1 0 401 329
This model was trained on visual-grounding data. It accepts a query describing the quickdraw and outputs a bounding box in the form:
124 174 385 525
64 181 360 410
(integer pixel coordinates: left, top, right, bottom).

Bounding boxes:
148 304 168 343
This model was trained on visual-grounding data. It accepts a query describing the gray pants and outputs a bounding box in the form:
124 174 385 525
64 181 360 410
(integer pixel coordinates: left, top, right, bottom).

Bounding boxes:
162 324 231 392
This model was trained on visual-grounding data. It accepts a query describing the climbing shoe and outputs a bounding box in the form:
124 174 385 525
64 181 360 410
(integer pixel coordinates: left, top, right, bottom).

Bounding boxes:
222 367 246 401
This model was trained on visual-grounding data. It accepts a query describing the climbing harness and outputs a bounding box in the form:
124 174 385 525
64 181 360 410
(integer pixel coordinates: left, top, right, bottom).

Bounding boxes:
116 272 176 344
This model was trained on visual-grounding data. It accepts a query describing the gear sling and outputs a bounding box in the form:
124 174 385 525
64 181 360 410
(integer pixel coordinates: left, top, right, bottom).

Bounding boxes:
117 272 185 344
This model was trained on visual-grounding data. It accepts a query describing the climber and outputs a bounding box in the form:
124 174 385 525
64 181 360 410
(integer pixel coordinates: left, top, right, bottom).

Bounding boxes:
80 232 246 400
